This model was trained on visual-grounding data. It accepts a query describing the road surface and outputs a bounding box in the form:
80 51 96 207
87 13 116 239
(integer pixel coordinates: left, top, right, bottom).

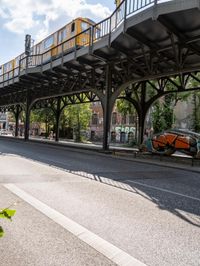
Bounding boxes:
0 138 199 266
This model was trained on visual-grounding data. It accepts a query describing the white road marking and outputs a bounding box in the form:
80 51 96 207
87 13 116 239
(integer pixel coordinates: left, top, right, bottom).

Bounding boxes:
126 180 200 202
4 183 147 266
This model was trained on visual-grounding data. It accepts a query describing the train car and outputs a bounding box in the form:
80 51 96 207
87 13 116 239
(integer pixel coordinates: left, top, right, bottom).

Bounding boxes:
13 53 27 73
0 65 3 83
115 0 122 7
38 17 96 63
0 17 97 80
3 60 15 81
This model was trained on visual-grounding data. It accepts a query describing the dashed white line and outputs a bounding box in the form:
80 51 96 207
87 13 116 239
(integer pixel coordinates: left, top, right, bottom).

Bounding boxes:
126 180 200 202
4 183 147 266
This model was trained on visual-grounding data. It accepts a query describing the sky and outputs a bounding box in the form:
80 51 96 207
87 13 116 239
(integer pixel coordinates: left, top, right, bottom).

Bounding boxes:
0 0 116 65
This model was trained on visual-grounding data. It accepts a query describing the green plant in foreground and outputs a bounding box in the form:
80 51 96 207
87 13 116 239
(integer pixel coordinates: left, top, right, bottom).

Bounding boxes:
0 206 16 238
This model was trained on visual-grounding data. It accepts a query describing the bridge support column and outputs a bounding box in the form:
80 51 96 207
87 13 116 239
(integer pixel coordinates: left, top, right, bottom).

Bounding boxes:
14 105 21 137
138 112 146 145
125 82 148 145
138 82 147 145
24 93 32 141
55 97 61 142
103 64 112 151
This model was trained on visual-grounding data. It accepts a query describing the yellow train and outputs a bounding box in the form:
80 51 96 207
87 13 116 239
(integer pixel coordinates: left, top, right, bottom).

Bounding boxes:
115 0 122 7
0 17 98 82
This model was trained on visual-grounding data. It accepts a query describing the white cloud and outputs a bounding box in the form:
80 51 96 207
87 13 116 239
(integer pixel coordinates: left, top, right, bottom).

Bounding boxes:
4 17 37 34
0 7 9 19
0 0 111 41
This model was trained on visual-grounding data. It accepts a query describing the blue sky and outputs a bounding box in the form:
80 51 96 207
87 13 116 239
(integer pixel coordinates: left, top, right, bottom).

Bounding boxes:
0 0 116 65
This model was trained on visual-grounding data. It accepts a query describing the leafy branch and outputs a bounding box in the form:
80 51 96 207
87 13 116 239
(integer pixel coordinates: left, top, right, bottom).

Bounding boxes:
0 202 18 238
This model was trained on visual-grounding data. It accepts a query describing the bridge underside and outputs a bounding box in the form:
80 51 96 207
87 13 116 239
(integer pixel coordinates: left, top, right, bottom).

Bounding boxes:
1 0 200 148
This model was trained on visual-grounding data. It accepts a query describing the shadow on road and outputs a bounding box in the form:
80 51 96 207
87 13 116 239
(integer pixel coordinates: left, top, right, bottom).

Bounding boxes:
0 139 200 228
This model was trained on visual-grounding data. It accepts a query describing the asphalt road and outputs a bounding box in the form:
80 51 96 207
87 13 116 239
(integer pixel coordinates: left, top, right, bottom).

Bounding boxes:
0 138 199 266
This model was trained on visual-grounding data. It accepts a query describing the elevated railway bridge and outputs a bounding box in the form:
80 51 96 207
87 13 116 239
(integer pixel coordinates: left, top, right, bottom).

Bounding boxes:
1 0 200 149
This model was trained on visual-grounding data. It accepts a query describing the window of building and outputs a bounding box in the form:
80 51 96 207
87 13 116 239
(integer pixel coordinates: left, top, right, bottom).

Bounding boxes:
92 113 98 125
112 112 117 125
129 115 134 124
121 115 126 124
92 101 101 107
44 36 54 50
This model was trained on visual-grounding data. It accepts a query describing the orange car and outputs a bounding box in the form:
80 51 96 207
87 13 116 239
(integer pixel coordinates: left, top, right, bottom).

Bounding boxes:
146 129 200 157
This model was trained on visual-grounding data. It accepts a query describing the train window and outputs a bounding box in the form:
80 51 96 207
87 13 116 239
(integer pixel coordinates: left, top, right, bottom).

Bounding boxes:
4 62 11 72
71 22 75 33
44 36 54 49
0 66 2 75
15 57 20 66
59 28 67 43
81 22 88 31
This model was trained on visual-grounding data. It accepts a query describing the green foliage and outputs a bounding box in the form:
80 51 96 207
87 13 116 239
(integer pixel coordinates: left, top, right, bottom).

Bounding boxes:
0 226 4 237
152 102 166 133
60 104 92 142
0 209 16 220
27 102 92 140
163 94 174 129
31 108 55 137
152 94 174 133
0 208 16 238
116 99 135 116
192 92 200 132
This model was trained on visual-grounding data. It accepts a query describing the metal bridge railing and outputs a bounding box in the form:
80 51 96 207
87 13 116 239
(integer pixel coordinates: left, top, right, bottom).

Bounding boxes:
20 28 92 68
0 0 173 84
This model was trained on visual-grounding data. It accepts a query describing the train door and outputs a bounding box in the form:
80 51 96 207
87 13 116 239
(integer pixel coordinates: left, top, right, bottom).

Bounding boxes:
36 43 41 54
51 32 57 57
77 20 90 47
70 20 76 49
58 27 67 54
43 35 54 62
34 43 42 65
19 53 27 71
14 56 20 76
4 60 14 80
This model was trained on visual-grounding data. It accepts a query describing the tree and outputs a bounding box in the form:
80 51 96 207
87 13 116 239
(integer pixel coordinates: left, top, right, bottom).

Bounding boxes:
152 101 166 133
151 94 174 134
192 91 200 132
31 108 55 137
162 94 174 129
60 103 92 142
116 99 134 116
